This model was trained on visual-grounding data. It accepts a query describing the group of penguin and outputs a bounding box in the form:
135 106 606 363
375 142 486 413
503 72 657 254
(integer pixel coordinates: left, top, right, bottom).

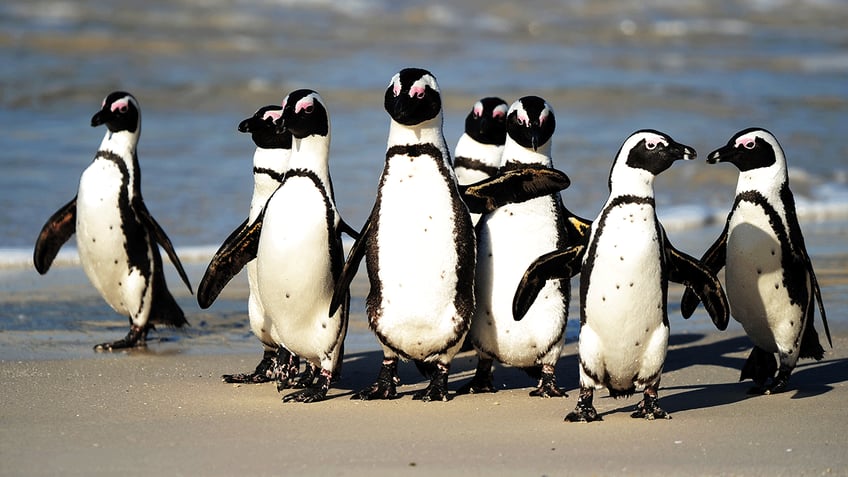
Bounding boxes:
33 67 832 422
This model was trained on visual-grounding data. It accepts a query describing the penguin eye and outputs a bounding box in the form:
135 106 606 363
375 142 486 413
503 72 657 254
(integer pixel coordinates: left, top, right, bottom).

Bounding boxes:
645 141 657 150
743 140 755 150
415 91 425 100
303 105 314 114
118 105 128 113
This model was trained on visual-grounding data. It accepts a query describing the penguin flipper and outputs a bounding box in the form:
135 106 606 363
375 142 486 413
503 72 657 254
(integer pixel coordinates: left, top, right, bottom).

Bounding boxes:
197 216 262 309
680 223 728 318
338 219 361 240
461 167 571 214
329 213 372 316
33 197 77 274
809 266 832 348
666 240 729 331
564 209 593 245
513 245 585 321
137 203 193 294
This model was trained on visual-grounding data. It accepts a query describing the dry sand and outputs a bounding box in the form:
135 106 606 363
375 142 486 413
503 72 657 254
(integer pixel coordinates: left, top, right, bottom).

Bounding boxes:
2 328 846 476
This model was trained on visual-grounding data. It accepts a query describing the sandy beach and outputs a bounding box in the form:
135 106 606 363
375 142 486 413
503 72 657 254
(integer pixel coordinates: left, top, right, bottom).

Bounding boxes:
2 320 846 476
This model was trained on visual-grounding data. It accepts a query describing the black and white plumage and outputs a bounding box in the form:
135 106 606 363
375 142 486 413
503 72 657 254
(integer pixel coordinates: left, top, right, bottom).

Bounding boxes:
198 90 352 402
330 67 476 402
458 96 573 398
34 91 192 351
515 130 728 422
199 105 295 385
681 127 831 394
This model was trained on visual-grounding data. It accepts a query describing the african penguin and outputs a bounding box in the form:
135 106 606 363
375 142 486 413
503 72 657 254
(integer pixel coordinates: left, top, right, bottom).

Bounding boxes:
457 96 571 398
681 127 831 394
453 97 508 224
330 67 476 402
198 90 352 402
199 105 297 385
34 91 193 351
514 130 728 422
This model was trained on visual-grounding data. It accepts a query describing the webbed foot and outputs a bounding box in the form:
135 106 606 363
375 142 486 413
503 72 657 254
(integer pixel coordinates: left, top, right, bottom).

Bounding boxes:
283 370 332 403
456 358 495 395
565 388 601 422
352 360 400 400
529 364 567 398
413 363 450 402
94 325 149 351
222 350 277 384
293 364 317 389
273 348 300 392
631 387 670 420
764 366 792 395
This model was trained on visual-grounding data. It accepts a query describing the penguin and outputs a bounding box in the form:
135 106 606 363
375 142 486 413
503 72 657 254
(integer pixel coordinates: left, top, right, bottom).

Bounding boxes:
453 97 508 225
329 67 476 402
197 90 352 402
34 91 193 351
514 130 729 422
681 127 831 394
457 96 576 398
198 104 297 385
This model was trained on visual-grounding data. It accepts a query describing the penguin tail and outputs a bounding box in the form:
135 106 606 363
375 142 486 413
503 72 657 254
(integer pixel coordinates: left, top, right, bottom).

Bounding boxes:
799 321 826 361
149 280 189 328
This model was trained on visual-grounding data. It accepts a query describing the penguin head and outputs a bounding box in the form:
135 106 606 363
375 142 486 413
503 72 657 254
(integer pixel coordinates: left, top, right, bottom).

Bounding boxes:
91 91 140 134
609 130 695 190
707 127 784 173
238 105 292 150
465 97 508 146
276 90 329 139
384 68 442 126
505 96 556 153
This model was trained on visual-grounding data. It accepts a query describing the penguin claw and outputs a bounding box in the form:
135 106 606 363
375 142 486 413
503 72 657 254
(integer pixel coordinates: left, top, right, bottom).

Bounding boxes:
412 365 451 402
352 361 400 400
222 352 278 384
631 396 671 420
456 379 496 395
529 369 568 398
282 374 331 403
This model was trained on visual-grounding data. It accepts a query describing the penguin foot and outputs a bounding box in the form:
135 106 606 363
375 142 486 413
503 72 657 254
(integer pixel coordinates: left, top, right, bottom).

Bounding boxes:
764 367 792 395
529 365 567 398
283 371 332 403
413 365 450 402
274 349 301 392
293 364 318 389
94 325 148 351
352 360 400 400
456 358 495 395
740 346 777 392
631 393 671 420
222 350 277 384
565 387 601 422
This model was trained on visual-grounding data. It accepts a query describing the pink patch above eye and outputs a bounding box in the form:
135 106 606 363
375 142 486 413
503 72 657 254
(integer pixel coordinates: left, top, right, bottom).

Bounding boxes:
409 85 425 98
393 82 401 97
110 98 129 113
491 108 506 119
263 110 282 121
473 104 484 117
735 137 755 149
295 97 313 114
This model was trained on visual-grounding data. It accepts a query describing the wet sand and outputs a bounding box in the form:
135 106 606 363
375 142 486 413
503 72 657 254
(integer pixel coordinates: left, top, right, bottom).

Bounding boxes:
1 327 846 476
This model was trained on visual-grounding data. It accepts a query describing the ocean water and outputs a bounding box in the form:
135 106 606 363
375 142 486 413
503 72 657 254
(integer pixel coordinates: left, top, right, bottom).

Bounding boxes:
1 0 847 359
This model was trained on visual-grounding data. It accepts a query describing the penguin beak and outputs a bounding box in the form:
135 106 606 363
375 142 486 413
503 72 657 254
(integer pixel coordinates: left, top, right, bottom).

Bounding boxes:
90 109 109 127
530 131 541 151
672 141 697 161
707 144 734 165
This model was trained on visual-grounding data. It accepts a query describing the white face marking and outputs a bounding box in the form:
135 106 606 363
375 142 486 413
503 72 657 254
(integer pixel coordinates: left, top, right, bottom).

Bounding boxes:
390 73 402 97
491 104 508 119
294 94 316 114
409 75 437 98
538 104 552 126
472 101 484 118
641 132 668 151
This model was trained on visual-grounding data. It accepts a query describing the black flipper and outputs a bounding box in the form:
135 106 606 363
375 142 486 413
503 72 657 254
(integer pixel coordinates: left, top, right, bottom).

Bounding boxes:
665 236 729 331
680 222 728 318
338 219 360 240
461 166 571 214
197 215 264 309
329 212 373 317
33 197 77 274
137 203 193 294
512 245 585 321
564 210 592 245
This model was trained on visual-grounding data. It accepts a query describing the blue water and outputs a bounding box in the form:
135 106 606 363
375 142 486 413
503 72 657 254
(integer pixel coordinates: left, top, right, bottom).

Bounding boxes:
1 0 847 358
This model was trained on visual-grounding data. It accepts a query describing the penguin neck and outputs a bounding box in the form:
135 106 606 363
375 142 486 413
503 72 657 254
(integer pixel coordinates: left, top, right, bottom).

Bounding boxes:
288 134 332 187
98 129 137 160
500 140 551 167
608 167 656 199
736 165 787 199
251 147 290 218
388 117 450 165
253 146 290 179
